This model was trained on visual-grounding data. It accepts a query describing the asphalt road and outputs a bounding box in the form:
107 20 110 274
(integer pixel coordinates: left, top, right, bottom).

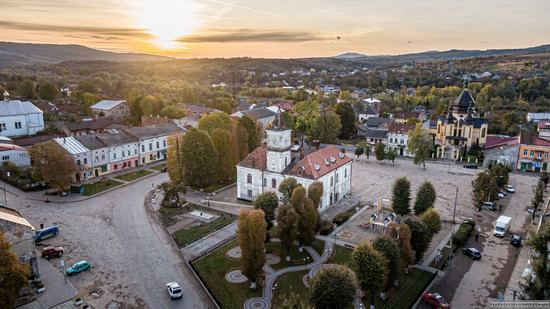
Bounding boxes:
4 173 214 309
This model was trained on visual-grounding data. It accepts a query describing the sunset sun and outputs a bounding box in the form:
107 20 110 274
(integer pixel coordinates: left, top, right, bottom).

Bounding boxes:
132 0 202 50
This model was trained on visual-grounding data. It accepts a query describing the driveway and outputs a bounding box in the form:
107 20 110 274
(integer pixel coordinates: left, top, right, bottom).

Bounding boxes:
4 173 214 309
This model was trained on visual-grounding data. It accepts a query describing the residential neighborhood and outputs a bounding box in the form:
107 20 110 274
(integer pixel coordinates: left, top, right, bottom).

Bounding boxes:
1 2 550 309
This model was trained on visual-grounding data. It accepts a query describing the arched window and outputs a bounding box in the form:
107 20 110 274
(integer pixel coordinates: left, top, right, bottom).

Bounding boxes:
330 176 333 186
344 168 348 178
247 174 252 183
272 179 277 188
335 173 339 183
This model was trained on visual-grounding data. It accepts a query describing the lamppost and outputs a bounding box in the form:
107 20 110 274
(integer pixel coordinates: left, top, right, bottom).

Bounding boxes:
303 257 310 271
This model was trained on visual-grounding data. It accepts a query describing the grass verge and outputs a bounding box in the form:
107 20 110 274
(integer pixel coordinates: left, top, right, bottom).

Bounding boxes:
114 169 153 181
82 179 123 196
173 215 234 247
272 270 309 308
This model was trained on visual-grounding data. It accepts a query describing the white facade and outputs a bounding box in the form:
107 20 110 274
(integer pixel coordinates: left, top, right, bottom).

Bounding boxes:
387 132 412 157
0 100 44 137
237 126 353 212
138 136 169 165
0 149 31 167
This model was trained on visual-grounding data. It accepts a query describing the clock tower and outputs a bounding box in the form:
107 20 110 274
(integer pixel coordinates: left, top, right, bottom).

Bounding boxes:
266 113 292 173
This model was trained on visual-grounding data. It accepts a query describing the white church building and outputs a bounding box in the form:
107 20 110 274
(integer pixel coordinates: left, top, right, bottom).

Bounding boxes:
236 118 353 212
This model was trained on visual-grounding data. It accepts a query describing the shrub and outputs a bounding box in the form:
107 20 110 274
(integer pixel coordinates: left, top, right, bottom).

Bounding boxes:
452 220 476 248
332 209 355 226
319 220 334 236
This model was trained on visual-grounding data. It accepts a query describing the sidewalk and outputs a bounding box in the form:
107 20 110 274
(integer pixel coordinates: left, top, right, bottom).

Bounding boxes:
180 221 238 261
36 256 77 308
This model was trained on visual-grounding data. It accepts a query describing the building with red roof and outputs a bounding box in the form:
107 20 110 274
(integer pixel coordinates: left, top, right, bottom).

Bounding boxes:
236 115 352 211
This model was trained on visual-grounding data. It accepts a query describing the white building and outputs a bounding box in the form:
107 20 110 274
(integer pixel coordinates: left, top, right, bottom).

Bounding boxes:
91 100 130 119
124 123 185 165
0 96 44 138
236 118 353 212
0 136 31 167
386 123 416 157
54 136 93 182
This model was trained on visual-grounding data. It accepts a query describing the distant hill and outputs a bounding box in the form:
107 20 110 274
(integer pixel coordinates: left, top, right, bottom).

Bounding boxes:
342 44 550 64
0 42 169 67
334 52 368 59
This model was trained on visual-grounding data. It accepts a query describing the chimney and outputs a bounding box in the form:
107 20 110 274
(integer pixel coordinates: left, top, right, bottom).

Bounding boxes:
313 140 320 149
299 148 304 160
3 90 9 101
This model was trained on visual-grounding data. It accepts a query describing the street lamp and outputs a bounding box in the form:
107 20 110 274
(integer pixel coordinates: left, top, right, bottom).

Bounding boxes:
303 257 310 271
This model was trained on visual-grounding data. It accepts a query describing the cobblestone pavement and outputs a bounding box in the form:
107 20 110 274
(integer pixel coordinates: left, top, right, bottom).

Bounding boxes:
4 173 214 309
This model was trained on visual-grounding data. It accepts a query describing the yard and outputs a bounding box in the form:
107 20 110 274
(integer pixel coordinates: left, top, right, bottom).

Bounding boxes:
192 240 261 309
81 179 123 196
114 169 153 181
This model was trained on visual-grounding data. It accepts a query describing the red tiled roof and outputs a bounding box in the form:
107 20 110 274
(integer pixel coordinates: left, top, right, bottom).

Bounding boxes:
485 135 518 149
387 123 415 134
286 145 352 180
237 146 267 171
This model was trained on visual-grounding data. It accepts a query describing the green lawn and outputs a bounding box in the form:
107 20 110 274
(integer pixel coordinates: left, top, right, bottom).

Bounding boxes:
204 180 236 193
266 242 313 271
381 268 435 309
192 240 261 309
173 216 234 247
272 270 309 308
82 179 123 196
328 244 354 268
114 169 153 181
151 164 166 171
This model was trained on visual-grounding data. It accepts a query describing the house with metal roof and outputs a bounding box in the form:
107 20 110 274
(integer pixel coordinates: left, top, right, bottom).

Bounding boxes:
0 98 44 138
75 134 111 177
95 129 139 173
232 107 277 129
54 136 94 182
0 136 31 167
0 206 36 264
91 100 129 119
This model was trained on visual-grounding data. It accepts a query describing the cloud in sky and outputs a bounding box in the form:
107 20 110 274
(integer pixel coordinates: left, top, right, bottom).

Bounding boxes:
0 21 152 39
179 29 326 43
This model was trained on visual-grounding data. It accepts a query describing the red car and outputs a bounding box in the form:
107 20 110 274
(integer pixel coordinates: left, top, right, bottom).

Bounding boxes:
423 292 450 308
41 246 64 259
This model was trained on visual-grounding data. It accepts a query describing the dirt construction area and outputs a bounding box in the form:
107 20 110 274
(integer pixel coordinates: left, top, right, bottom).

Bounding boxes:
345 156 538 309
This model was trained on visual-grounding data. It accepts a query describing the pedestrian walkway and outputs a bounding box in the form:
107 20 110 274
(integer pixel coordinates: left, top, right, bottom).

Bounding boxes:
35 257 77 308
421 223 460 269
181 221 238 261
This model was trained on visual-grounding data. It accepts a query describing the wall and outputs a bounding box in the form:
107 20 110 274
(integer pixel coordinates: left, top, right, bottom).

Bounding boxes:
0 149 31 167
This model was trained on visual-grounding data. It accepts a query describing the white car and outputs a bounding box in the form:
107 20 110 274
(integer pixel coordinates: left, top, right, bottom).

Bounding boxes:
504 185 515 193
497 192 505 199
166 282 183 300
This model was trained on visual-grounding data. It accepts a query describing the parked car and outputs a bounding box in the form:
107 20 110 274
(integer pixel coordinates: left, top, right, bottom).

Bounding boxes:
463 248 482 260
66 261 91 276
504 185 515 193
463 164 478 169
482 201 497 211
422 292 450 308
497 192 505 199
166 282 183 299
511 235 523 247
41 246 64 259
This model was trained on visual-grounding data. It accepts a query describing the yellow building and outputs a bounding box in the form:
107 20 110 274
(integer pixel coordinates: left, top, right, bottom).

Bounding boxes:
435 85 488 160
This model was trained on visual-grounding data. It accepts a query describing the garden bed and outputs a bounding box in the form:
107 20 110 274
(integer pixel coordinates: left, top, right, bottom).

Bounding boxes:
82 179 123 196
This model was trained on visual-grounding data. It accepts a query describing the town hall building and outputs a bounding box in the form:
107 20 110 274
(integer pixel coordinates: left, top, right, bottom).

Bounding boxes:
236 116 353 212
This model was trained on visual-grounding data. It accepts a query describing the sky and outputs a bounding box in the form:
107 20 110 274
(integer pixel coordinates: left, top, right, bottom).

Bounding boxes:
2 0 550 58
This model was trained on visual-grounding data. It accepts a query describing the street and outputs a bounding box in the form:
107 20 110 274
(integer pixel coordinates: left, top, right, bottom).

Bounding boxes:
4 173 214 309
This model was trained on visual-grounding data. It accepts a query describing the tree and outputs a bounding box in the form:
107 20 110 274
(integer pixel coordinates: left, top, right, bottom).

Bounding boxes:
139 95 163 116
386 223 414 271
180 128 218 188
334 102 356 139
310 265 358 309
38 83 61 101
159 105 186 119
199 112 232 135
210 129 237 183
307 181 324 208
30 141 76 192
521 222 550 299
364 143 371 159
353 242 389 308
375 142 386 162
276 204 299 261
18 79 36 99
407 124 432 169
312 109 342 143
232 121 249 161
278 292 310 309
541 172 550 188
385 148 397 165
291 186 318 247
237 209 267 289
372 236 400 291
420 208 442 235
294 99 320 134
532 179 545 211
413 181 436 215
254 192 279 235
489 163 511 188
403 217 432 262
279 177 299 204
238 116 261 152
472 171 498 210
355 147 364 158
166 134 184 185
0 232 30 309
159 181 186 207
392 177 411 216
